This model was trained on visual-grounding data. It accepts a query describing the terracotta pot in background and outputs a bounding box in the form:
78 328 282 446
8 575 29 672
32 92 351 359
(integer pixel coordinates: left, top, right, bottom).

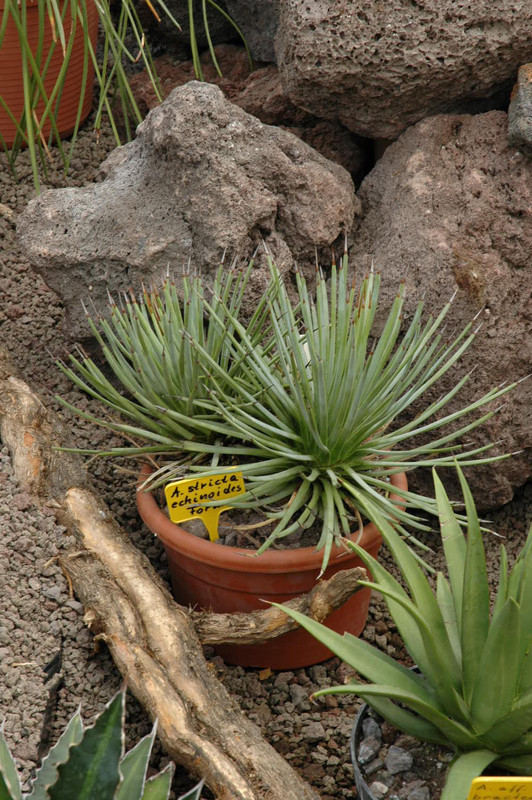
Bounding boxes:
136 466 408 670
0 0 98 148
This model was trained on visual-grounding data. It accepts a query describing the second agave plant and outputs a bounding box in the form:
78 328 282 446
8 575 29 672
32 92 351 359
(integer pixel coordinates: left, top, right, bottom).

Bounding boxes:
58 252 516 574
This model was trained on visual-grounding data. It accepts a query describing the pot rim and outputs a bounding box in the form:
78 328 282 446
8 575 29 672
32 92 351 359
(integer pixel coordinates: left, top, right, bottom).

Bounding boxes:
351 702 377 800
136 465 408 573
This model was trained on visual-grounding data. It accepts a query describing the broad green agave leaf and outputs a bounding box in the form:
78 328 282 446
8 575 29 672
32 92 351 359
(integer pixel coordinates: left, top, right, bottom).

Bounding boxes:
277 467 532 799
141 764 175 799
441 751 499 800
48 691 124 800
26 711 83 799
0 690 176 800
0 723 21 800
116 724 157 800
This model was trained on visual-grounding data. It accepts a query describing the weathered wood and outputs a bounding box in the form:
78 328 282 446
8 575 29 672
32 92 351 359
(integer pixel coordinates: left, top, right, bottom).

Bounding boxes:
193 566 367 645
0 363 326 799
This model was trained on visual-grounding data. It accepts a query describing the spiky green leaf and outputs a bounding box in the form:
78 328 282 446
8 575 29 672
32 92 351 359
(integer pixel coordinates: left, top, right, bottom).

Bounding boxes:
441 750 498 800
141 764 175 799
459 467 491 703
469 598 521 733
0 724 21 800
176 779 205 800
116 725 157 800
27 711 83 800
49 691 124 800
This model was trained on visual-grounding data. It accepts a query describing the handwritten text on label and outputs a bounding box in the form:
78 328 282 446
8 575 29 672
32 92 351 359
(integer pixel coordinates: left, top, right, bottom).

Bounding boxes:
467 777 532 800
164 472 246 541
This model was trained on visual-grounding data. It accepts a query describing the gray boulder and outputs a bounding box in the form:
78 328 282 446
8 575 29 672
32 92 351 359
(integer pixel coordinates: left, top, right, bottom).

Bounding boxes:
349 111 531 508
18 82 357 341
275 0 532 139
225 0 278 63
509 63 532 157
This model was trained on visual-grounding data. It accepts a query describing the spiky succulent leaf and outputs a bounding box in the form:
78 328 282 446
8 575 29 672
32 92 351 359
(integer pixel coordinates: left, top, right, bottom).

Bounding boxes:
116 725 157 800
59 255 516 571
470 598 521 734
436 573 462 664
48 691 124 800
342 531 464 713
176 779 205 800
440 751 498 800
140 763 175 799
496 753 532 774
325 688 447 744
0 724 21 800
434 471 466 629
270 603 435 703
0 772 14 800
277 470 532 796
459 468 491 703
1 693 178 800
27 711 83 799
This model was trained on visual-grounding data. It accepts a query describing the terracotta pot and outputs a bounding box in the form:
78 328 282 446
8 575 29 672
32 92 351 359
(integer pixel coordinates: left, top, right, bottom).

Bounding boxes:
136 466 408 670
0 0 98 148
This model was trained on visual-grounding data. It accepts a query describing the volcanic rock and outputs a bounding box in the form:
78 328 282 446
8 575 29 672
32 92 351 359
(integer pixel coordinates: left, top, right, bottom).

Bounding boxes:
275 0 532 139
18 82 357 340
349 111 532 507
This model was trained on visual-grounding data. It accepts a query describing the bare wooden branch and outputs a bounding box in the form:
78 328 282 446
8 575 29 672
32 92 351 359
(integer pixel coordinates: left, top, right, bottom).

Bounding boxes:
193 566 367 645
0 357 320 800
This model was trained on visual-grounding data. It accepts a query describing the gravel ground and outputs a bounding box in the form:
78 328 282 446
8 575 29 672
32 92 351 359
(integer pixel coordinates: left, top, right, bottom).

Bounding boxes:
0 119 531 800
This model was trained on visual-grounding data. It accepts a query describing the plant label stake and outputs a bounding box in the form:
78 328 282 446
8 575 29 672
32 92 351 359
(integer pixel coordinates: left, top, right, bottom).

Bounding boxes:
165 472 246 541
467 777 532 799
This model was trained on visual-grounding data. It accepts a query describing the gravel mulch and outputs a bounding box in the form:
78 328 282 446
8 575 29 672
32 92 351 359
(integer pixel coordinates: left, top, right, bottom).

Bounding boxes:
1 121 530 800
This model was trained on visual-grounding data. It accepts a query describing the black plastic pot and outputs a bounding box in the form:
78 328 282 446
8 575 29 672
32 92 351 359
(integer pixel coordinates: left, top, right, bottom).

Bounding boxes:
350 702 377 800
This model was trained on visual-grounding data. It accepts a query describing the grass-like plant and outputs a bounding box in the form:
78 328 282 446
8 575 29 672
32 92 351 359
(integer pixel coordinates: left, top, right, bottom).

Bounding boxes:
275 467 532 799
1 0 251 190
58 253 517 572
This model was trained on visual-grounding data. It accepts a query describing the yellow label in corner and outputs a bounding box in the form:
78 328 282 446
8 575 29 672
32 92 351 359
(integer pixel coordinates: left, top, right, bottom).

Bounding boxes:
164 472 246 542
467 777 532 800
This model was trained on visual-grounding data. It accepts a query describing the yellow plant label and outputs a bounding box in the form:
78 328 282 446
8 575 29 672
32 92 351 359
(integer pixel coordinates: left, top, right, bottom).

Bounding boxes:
165 472 246 542
467 778 532 800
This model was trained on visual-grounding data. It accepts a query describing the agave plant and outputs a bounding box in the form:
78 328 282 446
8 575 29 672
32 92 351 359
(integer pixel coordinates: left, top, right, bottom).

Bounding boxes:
0 688 196 799
58 253 516 572
276 467 532 799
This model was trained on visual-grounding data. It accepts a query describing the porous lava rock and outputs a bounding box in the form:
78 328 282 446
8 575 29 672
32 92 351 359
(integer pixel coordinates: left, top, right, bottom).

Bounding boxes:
275 0 532 139
125 47 368 181
349 111 531 508
17 82 357 341
508 63 532 157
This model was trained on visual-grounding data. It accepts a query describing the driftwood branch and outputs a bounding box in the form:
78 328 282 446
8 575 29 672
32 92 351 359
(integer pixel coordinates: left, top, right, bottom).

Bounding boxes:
0 354 362 799
193 566 367 645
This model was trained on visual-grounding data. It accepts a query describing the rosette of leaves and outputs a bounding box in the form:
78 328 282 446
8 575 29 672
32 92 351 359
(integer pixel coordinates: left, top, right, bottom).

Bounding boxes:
58 253 517 573
276 467 532 799
0 687 205 799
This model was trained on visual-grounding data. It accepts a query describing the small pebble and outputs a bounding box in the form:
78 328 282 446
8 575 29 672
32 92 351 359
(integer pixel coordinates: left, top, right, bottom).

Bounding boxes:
362 717 382 740
364 757 384 776
358 735 381 763
43 586 62 602
369 780 389 798
300 721 326 742
408 787 430 800
385 745 414 774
